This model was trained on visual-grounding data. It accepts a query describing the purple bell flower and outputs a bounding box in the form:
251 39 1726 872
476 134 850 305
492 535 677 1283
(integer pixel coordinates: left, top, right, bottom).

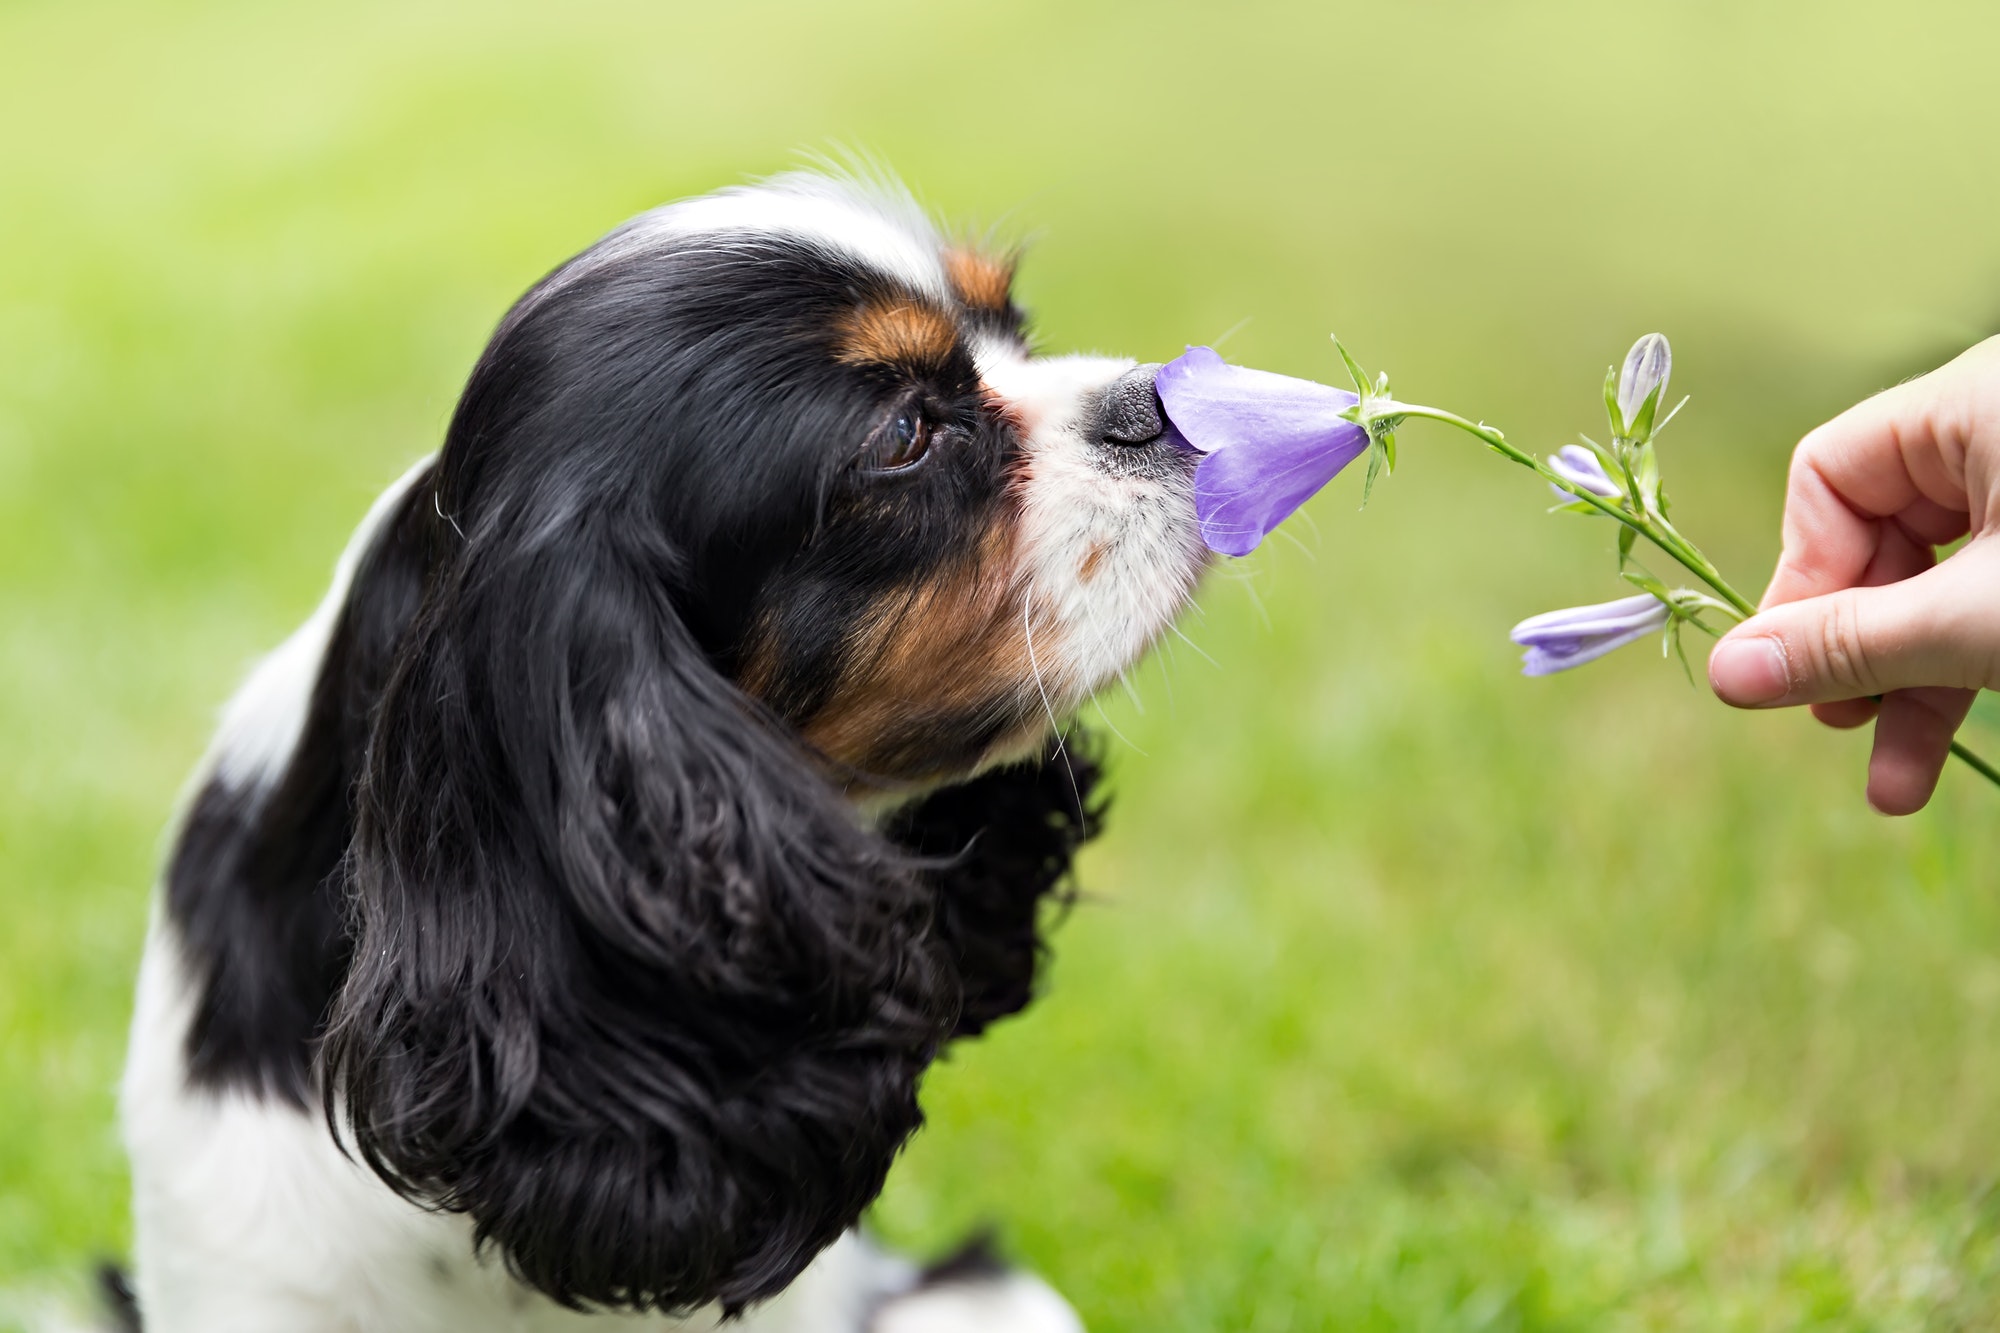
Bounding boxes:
1155 346 1371 557
1546 444 1623 501
1510 593 1670 676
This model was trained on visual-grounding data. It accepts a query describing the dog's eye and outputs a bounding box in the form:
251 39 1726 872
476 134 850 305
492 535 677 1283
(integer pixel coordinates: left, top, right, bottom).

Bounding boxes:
860 412 932 473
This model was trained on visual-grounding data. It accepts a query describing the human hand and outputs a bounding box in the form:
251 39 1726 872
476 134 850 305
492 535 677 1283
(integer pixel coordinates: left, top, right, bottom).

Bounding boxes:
1707 337 2000 814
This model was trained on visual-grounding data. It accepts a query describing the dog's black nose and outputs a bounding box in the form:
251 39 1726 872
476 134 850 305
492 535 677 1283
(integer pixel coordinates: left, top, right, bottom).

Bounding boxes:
1098 363 1167 446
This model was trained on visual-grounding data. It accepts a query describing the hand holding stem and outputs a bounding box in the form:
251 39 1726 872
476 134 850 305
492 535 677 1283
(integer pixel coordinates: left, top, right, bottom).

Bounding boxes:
1335 333 2000 809
1704 338 2000 812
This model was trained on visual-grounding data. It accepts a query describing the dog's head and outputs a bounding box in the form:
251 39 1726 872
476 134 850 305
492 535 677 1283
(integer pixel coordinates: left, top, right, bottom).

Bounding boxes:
321 172 1204 1313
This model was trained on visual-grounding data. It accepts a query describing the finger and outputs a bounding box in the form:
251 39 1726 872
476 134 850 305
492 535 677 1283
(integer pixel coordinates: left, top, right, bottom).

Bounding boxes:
1778 466 1947 735
1892 496 1973 549
1709 542 2000 707
1786 507 1935 704
1856 513 1935 588
1759 339 1997 610
1866 686 1977 815
1812 698 1879 729
1758 448 1898 611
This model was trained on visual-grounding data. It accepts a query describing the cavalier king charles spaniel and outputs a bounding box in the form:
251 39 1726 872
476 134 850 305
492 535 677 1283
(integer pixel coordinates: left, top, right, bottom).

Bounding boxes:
117 170 1206 1332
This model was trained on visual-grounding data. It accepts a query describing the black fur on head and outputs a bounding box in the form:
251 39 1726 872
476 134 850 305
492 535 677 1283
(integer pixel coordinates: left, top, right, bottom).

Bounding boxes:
314 183 1118 1314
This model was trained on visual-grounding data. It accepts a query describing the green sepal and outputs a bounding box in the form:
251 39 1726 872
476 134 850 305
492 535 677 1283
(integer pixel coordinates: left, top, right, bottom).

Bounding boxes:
1682 614 1724 640
1620 568 1672 601
1576 433 1618 471
1603 364 1626 439
1653 394 1689 438
1627 382 1663 443
1332 335 1371 397
1360 438 1386 508
1634 444 1663 512
1547 499 1603 517
1617 523 1637 566
1667 618 1695 684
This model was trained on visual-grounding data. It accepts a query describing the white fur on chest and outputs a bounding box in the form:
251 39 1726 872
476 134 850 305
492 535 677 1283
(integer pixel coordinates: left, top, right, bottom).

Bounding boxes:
121 923 915 1333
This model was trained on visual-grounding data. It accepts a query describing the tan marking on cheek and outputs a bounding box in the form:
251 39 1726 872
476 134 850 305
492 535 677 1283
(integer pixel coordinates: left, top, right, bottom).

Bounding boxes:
1077 542 1109 585
835 301 959 373
802 522 1040 773
944 248 1014 312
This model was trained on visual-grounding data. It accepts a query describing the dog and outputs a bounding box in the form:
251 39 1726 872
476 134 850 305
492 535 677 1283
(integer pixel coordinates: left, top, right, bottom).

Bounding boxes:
118 169 1207 1331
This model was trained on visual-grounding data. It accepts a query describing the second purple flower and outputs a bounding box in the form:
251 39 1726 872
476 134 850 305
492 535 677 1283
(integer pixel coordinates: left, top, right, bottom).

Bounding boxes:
1510 593 1672 676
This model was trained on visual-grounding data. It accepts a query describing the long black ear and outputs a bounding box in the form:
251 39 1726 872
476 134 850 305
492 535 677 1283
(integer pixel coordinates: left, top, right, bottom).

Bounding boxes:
886 737 1105 1038
319 514 960 1314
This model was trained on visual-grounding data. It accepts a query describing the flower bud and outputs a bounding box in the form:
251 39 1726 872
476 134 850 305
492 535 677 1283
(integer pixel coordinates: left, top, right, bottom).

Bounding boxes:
1616 333 1672 436
1510 593 1670 676
1547 444 1623 500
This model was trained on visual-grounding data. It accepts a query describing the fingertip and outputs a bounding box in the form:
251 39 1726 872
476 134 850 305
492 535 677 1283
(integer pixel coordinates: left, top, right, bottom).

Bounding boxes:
1866 770 1935 817
1708 634 1792 708
1864 689 1974 815
1866 730 1943 814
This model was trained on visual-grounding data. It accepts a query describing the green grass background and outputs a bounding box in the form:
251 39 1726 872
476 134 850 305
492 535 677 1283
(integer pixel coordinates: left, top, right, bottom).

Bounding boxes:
7 1 2000 1327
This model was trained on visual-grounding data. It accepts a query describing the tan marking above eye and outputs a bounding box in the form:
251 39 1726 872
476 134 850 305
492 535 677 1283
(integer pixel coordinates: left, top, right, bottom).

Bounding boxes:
943 248 1014 313
835 301 960 373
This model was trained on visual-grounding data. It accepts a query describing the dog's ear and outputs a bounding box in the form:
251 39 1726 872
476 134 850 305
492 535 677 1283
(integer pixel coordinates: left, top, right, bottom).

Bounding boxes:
885 738 1104 1037
320 513 959 1314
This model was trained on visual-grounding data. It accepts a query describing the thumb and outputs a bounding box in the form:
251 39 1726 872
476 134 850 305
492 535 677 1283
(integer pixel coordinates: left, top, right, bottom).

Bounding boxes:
1708 545 2000 707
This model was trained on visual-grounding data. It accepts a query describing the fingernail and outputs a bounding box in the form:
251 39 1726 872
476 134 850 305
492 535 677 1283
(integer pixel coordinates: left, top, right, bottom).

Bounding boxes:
1709 636 1791 706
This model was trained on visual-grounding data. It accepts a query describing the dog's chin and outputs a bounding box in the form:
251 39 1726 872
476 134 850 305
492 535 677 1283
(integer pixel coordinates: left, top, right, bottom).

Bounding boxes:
977 716 1072 774
828 717 1059 824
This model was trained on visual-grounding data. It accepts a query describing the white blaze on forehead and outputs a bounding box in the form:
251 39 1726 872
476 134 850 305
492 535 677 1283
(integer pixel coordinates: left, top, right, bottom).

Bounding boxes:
979 347 1123 437
551 172 952 306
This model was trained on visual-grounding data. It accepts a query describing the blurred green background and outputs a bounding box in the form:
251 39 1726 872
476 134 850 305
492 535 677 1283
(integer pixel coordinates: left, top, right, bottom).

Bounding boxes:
6 1 2000 1328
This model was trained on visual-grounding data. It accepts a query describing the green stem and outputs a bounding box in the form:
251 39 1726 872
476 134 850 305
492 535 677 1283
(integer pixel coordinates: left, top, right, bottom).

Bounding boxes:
1390 402 2000 794
1393 406 1670 551
1647 517 1753 616
1951 740 2000 786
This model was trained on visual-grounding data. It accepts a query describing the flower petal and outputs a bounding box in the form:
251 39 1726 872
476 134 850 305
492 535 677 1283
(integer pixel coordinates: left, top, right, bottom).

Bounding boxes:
1546 444 1622 499
1156 347 1369 557
1518 621 1661 676
1510 593 1663 640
